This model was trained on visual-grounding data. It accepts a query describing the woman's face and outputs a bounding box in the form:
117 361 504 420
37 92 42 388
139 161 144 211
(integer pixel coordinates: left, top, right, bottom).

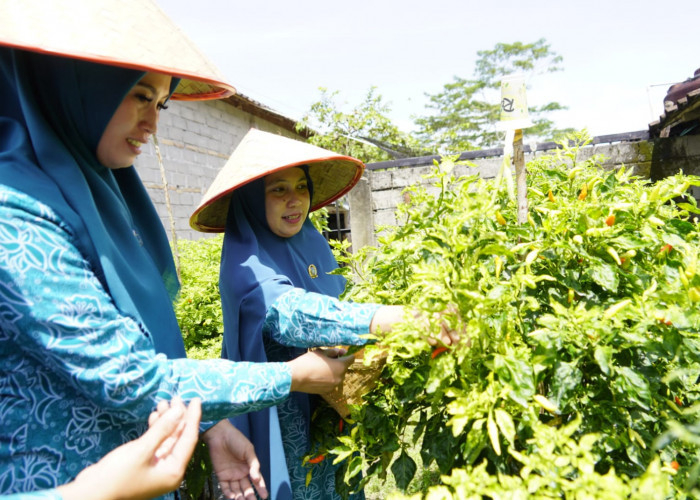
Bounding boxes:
96 72 171 169
264 167 310 238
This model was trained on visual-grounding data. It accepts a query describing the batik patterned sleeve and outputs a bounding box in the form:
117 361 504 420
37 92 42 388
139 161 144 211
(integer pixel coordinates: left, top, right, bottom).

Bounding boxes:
0 187 290 426
263 287 381 347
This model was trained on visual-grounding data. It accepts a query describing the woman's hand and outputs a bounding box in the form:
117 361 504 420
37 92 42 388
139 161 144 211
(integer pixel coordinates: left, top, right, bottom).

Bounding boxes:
287 348 355 394
369 305 405 335
202 419 268 500
423 306 461 346
370 305 461 346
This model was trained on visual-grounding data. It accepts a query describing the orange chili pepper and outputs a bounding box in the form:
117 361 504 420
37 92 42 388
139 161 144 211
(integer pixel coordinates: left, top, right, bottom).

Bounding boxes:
431 346 449 359
605 214 615 226
308 454 325 464
578 184 588 201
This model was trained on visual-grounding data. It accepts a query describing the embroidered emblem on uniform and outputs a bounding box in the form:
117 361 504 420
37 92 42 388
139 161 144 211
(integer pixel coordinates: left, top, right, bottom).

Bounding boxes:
308 264 318 278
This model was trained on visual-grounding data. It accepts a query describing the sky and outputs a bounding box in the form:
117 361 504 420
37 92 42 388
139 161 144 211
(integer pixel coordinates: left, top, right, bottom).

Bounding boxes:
159 0 699 139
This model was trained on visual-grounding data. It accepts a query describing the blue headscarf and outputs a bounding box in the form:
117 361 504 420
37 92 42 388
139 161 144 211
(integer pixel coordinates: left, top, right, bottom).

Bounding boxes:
0 48 185 358
219 168 345 498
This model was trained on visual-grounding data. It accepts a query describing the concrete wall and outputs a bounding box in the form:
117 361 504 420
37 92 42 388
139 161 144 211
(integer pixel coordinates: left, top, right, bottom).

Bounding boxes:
650 135 700 180
134 99 302 241
351 138 666 249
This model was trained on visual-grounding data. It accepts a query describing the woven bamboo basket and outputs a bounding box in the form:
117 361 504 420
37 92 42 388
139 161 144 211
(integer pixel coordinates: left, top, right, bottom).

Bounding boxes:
321 349 387 417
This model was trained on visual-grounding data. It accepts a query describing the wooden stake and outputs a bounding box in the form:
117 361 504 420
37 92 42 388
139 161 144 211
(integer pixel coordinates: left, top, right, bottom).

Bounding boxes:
513 128 528 224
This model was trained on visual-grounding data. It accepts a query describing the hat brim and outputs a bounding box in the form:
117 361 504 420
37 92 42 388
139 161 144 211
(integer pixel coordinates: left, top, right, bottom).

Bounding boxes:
190 130 365 233
0 0 235 101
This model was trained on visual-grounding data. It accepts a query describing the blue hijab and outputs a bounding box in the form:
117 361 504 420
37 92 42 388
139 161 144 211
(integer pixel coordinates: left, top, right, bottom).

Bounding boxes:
219 169 345 498
0 48 185 358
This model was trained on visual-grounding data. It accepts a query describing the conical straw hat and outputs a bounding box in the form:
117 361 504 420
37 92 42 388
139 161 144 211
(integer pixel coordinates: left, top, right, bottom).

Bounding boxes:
190 129 365 233
0 0 234 100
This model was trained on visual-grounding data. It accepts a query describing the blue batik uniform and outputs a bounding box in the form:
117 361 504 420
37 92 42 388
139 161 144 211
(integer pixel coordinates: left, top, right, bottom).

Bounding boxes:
0 49 292 498
220 176 380 500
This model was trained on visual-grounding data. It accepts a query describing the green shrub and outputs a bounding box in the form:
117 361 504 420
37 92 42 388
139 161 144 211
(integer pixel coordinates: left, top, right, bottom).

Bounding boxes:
174 234 224 360
319 132 700 498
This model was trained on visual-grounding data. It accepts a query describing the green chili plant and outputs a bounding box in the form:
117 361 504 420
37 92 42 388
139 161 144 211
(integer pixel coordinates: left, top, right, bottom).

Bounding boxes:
317 132 700 498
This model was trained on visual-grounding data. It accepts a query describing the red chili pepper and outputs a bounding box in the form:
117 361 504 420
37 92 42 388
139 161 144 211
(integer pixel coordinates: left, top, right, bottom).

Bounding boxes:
308 454 325 464
431 346 449 359
338 419 344 433
660 244 673 254
675 396 683 407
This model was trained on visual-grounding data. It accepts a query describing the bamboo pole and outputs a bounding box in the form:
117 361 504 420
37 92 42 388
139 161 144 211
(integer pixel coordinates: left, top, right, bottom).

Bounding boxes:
152 135 181 280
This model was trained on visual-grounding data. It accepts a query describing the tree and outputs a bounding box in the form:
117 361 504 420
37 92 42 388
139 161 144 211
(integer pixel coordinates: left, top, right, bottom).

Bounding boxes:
415 38 572 154
296 86 426 164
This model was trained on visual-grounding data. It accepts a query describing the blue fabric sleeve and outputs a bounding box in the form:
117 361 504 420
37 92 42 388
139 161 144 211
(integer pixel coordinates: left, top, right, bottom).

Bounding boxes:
0 491 61 500
263 287 381 347
0 188 291 425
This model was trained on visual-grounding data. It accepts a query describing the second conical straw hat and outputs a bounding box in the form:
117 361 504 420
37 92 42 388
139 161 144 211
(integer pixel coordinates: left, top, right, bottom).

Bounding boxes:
191 129 365 233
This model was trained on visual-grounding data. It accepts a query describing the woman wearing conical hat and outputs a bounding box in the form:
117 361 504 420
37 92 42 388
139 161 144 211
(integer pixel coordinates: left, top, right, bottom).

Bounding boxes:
0 2 354 499
191 128 459 499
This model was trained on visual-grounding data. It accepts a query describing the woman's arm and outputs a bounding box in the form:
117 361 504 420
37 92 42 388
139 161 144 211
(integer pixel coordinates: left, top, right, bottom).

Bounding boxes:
264 288 381 347
0 188 292 424
370 305 461 345
265 289 459 348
